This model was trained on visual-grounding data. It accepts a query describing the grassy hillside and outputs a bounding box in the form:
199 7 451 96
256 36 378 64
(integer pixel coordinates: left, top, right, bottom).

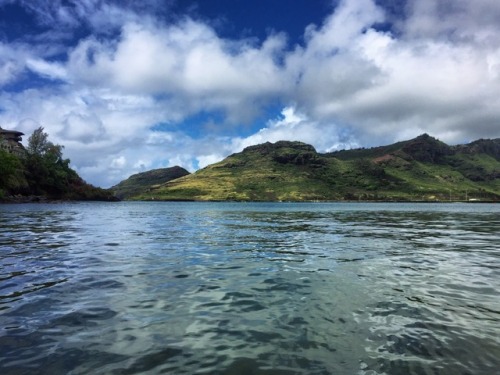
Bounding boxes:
128 134 500 202
133 142 345 201
110 166 190 199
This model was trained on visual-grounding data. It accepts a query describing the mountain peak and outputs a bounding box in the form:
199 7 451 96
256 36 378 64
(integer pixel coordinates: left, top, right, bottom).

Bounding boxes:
242 141 317 154
110 134 500 202
402 134 451 163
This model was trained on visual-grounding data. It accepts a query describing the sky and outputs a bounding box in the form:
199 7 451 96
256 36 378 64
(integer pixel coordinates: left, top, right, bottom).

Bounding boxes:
1 0 500 187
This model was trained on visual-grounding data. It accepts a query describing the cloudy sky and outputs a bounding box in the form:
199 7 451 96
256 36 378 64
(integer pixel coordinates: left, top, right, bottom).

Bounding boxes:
1 0 499 187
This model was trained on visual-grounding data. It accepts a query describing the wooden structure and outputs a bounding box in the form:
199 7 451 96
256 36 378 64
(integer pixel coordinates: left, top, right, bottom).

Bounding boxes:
0 127 25 157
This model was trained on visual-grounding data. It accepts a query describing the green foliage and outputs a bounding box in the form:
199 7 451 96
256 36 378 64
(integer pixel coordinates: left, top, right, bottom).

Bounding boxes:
21 127 72 196
0 149 20 186
0 149 27 194
111 166 190 199
27 127 63 159
126 136 500 202
1 127 116 201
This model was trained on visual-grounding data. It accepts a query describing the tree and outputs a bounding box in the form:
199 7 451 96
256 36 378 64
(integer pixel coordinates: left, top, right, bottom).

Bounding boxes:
2 126 115 201
27 126 49 155
24 127 70 195
0 149 27 195
27 126 64 161
0 149 20 186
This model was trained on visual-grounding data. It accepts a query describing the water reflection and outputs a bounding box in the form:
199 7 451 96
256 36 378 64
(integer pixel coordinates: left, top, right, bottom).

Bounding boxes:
0 202 499 374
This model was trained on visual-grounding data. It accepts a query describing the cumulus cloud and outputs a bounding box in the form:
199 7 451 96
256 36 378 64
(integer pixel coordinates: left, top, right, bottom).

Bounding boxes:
230 106 358 154
288 0 500 144
0 0 499 187
65 19 288 124
403 0 500 44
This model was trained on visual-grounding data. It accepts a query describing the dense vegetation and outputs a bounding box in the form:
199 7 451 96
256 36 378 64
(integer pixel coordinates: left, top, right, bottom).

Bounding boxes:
126 134 500 202
0 127 116 202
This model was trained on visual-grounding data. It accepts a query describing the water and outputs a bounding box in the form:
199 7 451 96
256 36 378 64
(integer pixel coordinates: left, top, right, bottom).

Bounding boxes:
0 202 499 375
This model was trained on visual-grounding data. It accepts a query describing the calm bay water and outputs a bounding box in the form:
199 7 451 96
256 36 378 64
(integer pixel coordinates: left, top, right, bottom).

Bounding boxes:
0 202 499 374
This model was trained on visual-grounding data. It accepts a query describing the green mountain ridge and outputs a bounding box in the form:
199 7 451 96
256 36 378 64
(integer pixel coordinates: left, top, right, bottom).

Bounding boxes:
120 134 500 202
111 166 190 199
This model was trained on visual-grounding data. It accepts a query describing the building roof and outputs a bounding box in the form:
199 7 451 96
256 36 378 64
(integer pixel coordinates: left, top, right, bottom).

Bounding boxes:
0 127 24 136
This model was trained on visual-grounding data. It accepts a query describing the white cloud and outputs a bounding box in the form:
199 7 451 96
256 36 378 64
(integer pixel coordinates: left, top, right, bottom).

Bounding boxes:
60 111 105 143
0 60 20 86
196 154 224 169
287 0 500 145
230 106 357 154
1 0 500 188
0 42 30 86
26 58 68 81
110 155 126 168
65 19 287 124
403 0 500 45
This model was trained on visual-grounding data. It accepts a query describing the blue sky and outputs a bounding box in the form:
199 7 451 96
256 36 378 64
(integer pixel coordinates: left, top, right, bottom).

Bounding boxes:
1 0 500 187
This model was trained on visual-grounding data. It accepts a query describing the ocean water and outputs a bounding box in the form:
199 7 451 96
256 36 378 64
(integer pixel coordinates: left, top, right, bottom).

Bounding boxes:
0 202 499 374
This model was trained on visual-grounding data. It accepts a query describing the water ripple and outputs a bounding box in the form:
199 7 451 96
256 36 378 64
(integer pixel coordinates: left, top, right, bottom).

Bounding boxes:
1 202 499 374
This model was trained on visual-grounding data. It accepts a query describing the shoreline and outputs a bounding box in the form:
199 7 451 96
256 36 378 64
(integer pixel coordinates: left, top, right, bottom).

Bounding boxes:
0 195 120 204
1 194 497 204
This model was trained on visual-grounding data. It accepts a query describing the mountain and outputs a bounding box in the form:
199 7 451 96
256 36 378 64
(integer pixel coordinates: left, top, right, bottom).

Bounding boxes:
123 134 500 202
110 166 190 199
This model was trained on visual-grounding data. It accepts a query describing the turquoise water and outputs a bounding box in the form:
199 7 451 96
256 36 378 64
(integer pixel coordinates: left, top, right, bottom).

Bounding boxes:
1 202 499 374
